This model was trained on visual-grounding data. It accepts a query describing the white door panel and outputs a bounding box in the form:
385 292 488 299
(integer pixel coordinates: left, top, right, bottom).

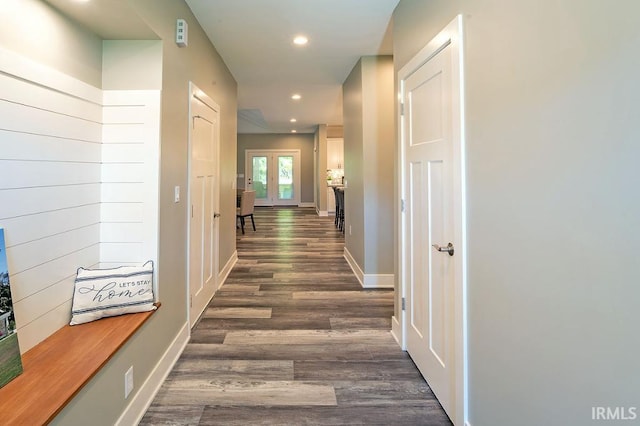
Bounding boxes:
188 84 220 326
404 43 455 418
399 16 466 425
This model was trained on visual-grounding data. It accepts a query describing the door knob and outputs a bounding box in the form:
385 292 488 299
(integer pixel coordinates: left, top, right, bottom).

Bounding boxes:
432 242 454 256
213 212 221 218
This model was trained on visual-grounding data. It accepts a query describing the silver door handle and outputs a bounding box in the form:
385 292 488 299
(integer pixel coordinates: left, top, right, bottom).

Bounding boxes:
432 243 454 256
214 212 221 218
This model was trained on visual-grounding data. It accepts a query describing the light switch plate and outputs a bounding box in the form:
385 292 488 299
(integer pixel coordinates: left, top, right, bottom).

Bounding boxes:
174 186 180 203
176 19 188 47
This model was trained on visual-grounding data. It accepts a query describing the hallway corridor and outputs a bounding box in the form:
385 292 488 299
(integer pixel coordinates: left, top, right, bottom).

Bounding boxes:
141 208 451 425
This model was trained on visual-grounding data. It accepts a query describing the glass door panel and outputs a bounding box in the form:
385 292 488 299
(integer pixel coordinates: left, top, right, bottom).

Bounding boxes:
252 156 268 201
246 150 300 206
278 155 294 201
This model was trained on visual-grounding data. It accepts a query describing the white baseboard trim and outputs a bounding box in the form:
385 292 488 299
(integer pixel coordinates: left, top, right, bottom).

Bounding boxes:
317 210 328 217
298 202 315 208
391 315 404 350
218 250 238 289
116 321 190 426
363 274 394 289
343 247 364 286
343 248 394 289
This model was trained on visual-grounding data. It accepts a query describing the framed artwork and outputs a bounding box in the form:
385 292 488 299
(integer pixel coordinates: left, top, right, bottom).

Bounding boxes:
0 228 23 388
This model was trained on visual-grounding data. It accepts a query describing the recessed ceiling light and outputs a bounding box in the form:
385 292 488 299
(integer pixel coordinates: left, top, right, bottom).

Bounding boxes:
293 35 308 46
291 130 297 133
291 94 301 100
290 118 297 123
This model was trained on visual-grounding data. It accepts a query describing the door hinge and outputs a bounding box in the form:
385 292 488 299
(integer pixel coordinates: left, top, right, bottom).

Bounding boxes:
190 295 193 308
191 204 194 218
401 297 406 311
400 102 405 116
401 199 405 212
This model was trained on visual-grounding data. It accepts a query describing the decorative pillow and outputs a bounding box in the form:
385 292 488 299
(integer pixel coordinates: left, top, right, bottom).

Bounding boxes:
70 261 156 325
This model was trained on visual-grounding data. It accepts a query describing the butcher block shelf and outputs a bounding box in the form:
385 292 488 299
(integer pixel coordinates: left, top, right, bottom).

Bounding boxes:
0 304 159 425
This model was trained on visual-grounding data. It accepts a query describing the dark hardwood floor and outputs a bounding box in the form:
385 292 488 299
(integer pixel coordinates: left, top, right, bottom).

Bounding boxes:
141 207 451 425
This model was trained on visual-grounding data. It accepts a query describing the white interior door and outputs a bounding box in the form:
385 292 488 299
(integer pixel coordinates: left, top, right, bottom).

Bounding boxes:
403 40 456 419
245 150 300 206
188 84 220 326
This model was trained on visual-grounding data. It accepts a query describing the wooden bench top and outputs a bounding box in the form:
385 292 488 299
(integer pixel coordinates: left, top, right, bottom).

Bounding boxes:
0 305 159 425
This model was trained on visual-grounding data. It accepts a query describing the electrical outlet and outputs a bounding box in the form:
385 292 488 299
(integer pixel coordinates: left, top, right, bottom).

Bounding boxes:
124 366 134 399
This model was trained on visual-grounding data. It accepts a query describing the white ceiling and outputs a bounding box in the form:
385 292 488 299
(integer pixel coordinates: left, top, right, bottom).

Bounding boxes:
185 0 399 133
44 0 399 134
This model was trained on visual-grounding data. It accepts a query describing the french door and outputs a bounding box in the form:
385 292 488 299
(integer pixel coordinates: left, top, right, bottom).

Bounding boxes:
245 150 300 206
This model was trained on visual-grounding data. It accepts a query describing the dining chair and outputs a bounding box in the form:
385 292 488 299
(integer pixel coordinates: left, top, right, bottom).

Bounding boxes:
336 188 345 233
332 186 341 228
236 190 256 234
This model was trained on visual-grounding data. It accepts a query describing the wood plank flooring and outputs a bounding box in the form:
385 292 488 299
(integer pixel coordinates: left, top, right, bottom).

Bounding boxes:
141 207 451 425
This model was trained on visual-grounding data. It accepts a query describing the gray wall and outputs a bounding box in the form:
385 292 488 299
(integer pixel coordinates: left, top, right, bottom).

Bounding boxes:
343 60 365 268
394 1 640 425
343 56 395 275
237 133 315 204
0 0 103 86
361 56 394 275
315 125 328 212
102 40 163 90
0 0 238 424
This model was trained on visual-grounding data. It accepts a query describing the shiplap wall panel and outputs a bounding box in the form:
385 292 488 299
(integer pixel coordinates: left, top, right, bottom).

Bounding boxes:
101 183 146 203
0 161 100 189
0 184 101 219
103 123 148 143
0 60 102 352
13 277 75 328
0 73 101 122
10 245 99 303
100 243 143 264
0 101 102 143
100 91 160 275
102 105 147 122
0 47 160 353
7 225 100 278
100 223 144 242
101 203 144 223
0 205 99 247
102 144 145 163
101 163 144 183
0 130 101 162
17 301 74 357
